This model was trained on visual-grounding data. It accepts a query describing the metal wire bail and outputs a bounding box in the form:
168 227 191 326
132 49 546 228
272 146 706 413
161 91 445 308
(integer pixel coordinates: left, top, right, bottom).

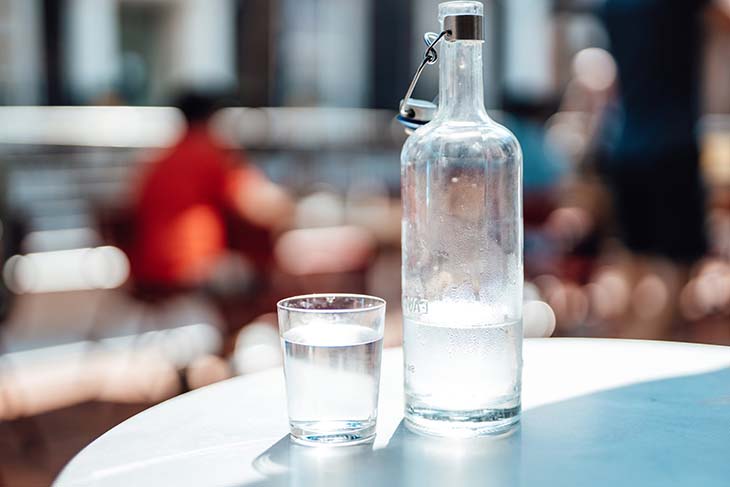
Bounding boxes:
398 30 448 119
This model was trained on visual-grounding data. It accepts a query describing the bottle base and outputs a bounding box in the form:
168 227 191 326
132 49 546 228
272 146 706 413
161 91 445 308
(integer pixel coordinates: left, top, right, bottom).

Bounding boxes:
404 404 520 437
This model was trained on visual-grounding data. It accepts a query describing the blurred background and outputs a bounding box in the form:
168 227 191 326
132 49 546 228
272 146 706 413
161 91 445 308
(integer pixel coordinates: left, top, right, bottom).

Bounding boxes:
1 0 730 483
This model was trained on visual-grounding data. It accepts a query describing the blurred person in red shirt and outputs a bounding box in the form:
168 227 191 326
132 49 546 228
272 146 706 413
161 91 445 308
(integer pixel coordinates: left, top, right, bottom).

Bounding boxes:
130 91 293 291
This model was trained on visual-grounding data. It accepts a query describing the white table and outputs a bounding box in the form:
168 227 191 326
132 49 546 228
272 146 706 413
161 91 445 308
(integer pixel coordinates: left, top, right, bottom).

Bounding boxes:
54 338 730 487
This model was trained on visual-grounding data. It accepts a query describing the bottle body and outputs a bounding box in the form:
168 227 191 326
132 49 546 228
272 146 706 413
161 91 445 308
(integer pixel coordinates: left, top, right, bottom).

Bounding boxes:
400 10 523 436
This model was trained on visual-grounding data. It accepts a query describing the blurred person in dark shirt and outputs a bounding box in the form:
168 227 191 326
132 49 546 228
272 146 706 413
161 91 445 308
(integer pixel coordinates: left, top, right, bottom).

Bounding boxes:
130 91 293 290
599 0 730 337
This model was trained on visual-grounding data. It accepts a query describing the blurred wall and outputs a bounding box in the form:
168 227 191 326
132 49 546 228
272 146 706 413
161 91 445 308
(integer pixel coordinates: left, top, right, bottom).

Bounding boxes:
0 0 563 109
705 16 730 113
65 0 120 102
62 0 237 104
504 0 553 99
275 0 371 107
162 0 236 91
0 0 44 104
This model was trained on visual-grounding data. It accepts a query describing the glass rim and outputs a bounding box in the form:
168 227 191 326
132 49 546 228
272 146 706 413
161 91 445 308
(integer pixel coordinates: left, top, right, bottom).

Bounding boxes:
276 293 386 314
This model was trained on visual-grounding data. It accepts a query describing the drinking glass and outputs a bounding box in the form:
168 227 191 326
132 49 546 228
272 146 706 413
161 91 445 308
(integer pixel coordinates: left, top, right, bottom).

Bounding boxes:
277 294 386 445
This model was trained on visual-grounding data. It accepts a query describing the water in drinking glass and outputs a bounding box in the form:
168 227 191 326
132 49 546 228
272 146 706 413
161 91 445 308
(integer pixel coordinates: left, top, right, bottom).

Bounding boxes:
282 322 383 444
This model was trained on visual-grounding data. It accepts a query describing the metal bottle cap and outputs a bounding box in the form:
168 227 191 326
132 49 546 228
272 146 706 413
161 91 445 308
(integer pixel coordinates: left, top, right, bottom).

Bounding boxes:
443 15 483 42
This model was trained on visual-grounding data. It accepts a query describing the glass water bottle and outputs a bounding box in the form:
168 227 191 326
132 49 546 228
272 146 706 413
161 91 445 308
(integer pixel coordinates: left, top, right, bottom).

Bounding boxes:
401 1 523 436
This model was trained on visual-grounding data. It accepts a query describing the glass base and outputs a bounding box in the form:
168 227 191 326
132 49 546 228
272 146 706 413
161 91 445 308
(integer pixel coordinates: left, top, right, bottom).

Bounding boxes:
404 404 520 437
290 420 376 446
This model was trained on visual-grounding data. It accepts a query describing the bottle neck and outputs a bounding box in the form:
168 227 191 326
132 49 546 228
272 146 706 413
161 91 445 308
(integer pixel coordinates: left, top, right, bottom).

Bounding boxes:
437 40 488 122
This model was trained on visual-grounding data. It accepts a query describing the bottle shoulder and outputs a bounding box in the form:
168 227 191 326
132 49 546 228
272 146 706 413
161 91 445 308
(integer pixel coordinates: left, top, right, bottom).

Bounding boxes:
401 118 522 163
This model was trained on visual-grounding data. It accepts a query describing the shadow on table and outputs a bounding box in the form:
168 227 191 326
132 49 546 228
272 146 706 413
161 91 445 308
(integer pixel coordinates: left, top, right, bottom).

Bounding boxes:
250 423 519 487
245 366 730 487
